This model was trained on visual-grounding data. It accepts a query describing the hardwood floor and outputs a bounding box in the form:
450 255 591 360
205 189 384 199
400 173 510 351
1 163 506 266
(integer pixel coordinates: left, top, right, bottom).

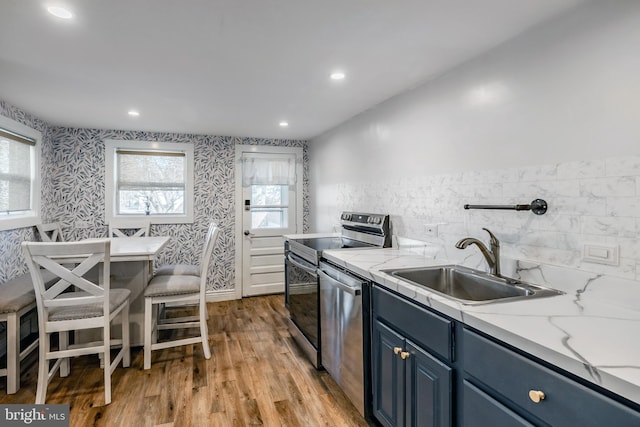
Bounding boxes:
0 295 370 427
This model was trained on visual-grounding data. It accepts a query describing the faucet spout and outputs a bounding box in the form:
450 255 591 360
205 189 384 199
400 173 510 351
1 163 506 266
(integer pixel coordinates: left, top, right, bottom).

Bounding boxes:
455 228 501 276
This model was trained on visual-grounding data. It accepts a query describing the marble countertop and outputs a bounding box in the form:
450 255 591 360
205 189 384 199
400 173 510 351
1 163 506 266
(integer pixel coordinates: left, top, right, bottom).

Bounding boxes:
322 247 640 405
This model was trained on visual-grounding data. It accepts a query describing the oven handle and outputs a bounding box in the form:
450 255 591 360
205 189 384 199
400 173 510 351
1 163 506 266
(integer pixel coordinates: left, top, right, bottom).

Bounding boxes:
286 253 318 275
318 269 361 296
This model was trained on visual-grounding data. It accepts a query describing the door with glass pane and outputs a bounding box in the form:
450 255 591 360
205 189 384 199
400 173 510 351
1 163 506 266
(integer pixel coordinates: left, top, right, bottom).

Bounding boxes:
240 149 301 297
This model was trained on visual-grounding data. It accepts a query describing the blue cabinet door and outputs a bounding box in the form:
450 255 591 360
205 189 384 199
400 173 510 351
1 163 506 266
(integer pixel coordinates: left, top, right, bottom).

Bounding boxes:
373 320 405 427
407 340 452 427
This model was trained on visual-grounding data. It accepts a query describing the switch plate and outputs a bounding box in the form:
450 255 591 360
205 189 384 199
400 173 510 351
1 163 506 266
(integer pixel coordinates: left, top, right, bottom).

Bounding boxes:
582 243 619 266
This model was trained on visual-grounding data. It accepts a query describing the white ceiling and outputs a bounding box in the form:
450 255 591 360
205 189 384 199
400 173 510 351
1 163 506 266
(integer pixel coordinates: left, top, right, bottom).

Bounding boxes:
0 0 588 140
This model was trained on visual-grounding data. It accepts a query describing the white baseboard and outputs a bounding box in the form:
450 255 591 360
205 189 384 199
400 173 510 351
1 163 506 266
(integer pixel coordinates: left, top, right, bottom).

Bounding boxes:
206 289 240 302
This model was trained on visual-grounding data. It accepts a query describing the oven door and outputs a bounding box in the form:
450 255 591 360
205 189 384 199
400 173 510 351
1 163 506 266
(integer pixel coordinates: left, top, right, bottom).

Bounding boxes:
285 252 320 353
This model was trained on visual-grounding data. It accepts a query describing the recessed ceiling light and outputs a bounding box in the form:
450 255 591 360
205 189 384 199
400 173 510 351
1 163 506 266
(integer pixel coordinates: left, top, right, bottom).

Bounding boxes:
128 110 140 117
330 72 346 80
279 121 289 127
47 6 73 19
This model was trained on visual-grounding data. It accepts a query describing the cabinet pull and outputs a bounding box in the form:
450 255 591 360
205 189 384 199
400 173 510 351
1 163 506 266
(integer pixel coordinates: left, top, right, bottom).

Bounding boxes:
528 390 545 403
393 347 402 355
400 351 410 360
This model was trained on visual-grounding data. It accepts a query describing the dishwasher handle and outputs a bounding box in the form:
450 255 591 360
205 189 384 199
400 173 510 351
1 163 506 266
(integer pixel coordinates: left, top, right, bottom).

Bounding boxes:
318 269 361 296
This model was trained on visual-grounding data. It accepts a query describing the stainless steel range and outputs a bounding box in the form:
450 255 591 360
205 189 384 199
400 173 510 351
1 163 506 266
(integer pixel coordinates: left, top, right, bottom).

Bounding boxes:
284 212 391 369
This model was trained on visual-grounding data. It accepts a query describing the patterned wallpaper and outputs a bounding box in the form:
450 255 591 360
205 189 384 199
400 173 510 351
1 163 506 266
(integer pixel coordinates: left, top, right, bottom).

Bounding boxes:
0 101 309 291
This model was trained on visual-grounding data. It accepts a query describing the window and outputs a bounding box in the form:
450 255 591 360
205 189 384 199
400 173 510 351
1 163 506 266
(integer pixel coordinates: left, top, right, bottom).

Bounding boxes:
105 140 194 224
250 184 290 228
241 152 296 230
0 116 41 231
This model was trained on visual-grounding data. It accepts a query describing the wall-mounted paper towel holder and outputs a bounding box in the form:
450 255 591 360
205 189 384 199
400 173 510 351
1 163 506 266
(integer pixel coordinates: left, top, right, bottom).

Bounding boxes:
463 198 547 215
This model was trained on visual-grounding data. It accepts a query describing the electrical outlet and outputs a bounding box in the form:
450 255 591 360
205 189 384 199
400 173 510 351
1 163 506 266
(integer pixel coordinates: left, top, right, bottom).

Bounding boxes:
425 223 438 238
582 244 619 266
76 220 90 229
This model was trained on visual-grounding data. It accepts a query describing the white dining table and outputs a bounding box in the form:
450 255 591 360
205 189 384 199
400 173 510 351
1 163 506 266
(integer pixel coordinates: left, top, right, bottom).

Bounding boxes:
76 236 170 347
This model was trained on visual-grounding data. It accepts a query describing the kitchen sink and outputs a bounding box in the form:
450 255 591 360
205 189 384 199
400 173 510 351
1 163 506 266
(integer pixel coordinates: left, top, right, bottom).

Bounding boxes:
383 265 563 304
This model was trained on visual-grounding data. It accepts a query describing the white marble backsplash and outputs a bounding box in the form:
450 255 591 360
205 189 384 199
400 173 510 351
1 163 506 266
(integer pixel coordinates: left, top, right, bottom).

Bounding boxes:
333 156 640 286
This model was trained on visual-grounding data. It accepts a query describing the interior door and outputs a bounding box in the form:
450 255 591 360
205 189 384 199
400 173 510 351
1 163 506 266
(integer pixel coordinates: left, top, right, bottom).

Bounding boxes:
238 148 302 297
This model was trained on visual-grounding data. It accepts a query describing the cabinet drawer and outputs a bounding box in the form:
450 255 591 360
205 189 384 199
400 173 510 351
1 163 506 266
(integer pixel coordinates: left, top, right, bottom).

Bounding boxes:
462 380 533 427
373 285 452 362
463 328 640 426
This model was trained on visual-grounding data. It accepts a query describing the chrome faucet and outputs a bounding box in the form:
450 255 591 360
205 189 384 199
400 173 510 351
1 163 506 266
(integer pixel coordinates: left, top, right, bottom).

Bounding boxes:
456 228 501 277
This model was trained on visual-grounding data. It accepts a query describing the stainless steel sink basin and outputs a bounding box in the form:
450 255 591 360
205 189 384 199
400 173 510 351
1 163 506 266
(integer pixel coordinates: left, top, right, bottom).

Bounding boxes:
383 265 563 304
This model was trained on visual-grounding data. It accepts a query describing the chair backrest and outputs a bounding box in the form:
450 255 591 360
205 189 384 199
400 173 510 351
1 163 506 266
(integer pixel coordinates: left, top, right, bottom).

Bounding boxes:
108 219 151 238
36 222 65 242
22 240 111 325
198 223 220 281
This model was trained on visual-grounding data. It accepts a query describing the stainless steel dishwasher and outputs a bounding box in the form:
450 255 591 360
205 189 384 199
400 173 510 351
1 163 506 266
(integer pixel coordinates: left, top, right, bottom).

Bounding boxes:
319 260 366 417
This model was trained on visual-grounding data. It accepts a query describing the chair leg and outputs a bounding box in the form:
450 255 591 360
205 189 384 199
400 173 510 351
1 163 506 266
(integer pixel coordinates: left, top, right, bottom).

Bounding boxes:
59 331 70 377
200 300 211 360
35 333 49 404
6 314 19 394
103 322 112 405
144 297 153 370
122 303 130 368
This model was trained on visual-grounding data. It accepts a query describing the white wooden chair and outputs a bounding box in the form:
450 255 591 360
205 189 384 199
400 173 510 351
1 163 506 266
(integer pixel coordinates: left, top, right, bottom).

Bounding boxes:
143 223 219 369
36 222 65 242
108 219 151 238
22 239 131 405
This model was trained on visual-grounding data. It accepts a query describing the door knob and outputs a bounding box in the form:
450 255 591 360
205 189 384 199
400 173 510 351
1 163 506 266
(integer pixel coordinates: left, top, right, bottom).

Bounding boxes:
393 347 402 355
528 390 545 403
400 351 410 360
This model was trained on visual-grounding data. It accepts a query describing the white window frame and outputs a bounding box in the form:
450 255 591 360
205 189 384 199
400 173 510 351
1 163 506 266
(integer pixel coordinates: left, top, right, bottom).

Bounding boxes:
0 115 41 231
104 139 194 225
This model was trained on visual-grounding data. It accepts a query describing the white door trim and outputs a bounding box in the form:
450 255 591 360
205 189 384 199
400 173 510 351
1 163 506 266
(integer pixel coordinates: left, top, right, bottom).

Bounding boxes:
234 145 303 299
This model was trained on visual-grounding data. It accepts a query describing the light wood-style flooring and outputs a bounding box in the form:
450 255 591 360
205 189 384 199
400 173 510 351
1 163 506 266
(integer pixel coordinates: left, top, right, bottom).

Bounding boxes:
1 295 370 427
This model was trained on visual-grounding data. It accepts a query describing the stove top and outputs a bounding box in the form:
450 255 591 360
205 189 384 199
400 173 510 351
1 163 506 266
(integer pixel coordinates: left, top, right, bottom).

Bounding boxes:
291 236 375 252
287 212 390 265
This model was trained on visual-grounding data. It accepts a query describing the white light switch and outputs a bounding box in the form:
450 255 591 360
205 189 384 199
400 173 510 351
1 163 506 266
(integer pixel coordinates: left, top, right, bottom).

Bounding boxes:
582 244 619 266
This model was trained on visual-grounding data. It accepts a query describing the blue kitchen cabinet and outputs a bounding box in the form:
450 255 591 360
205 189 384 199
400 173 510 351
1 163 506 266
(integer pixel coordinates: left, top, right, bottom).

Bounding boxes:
372 286 453 427
461 328 640 427
369 282 640 427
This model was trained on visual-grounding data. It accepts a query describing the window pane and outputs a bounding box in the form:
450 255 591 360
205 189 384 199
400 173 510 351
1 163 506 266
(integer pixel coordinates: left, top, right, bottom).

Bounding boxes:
251 185 289 206
0 137 32 213
251 208 288 229
118 190 185 215
116 150 186 215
